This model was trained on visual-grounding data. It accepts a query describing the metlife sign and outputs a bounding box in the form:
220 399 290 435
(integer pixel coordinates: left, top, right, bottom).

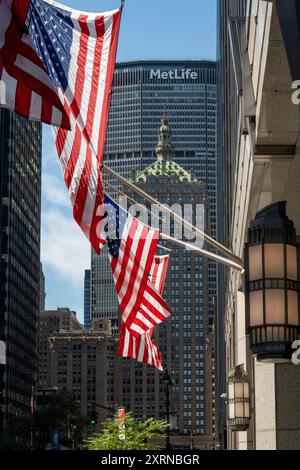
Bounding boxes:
150 68 198 80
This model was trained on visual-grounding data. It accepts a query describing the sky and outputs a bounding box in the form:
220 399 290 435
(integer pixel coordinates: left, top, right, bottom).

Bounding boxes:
41 0 217 323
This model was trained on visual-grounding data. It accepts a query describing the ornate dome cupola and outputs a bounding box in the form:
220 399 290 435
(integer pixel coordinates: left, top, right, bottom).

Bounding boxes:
155 112 175 162
135 113 196 184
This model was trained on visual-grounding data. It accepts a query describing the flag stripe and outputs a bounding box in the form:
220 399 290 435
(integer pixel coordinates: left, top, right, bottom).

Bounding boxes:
118 255 170 371
96 11 120 160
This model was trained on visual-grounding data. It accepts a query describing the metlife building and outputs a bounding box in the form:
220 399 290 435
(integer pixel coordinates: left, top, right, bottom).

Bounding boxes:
104 60 217 179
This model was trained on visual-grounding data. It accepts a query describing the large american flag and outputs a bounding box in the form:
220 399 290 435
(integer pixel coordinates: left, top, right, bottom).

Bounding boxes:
97 195 171 370
0 0 70 127
102 194 166 332
0 0 121 252
119 255 170 371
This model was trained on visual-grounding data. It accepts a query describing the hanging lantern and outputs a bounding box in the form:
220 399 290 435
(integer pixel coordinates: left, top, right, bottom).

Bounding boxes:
245 201 300 361
228 365 251 432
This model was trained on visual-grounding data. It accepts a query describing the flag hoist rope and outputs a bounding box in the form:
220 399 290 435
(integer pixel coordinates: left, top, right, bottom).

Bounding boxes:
102 164 244 272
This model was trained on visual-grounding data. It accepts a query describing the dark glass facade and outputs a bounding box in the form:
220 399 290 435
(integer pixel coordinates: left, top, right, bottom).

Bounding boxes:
0 109 41 433
104 60 217 179
84 269 91 329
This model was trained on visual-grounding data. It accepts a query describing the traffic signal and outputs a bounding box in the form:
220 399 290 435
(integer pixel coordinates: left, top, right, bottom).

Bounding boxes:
89 406 98 426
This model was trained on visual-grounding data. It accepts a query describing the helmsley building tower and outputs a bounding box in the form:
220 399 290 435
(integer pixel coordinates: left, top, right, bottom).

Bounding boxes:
94 113 216 447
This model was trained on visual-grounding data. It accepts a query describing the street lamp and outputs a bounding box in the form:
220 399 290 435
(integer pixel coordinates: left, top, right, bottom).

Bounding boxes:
245 201 300 361
163 369 173 450
227 365 250 432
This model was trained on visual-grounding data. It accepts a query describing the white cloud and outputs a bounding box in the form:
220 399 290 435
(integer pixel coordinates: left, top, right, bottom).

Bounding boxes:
42 172 70 209
41 208 90 286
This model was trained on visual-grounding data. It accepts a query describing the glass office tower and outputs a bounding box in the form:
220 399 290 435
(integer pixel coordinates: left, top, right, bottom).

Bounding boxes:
0 109 41 435
104 60 217 179
84 269 91 329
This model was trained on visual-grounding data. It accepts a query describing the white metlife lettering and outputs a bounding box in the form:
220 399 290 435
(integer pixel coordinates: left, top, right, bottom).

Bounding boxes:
150 69 198 80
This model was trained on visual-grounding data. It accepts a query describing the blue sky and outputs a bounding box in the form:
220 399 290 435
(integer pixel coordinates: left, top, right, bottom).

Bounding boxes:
41 0 217 322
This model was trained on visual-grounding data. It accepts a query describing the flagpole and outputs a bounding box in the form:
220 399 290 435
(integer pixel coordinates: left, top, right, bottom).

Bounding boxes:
105 179 241 269
102 164 243 268
161 233 244 272
120 0 125 12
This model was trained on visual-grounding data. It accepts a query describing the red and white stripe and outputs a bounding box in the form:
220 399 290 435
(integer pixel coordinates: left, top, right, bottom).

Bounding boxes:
118 255 171 372
118 324 164 372
52 3 121 253
0 0 69 128
129 280 171 337
150 254 170 294
110 214 160 328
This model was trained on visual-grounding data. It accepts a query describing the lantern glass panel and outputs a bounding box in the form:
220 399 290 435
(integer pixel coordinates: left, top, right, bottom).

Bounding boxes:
249 245 263 281
244 402 250 419
229 403 235 420
265 289 285 324
235 402 245 418
288 290 299 326
244 382 250 399
264 244 284 278
228 382 234 400
234 382 244 399
287 245 298 281
250 291 264 326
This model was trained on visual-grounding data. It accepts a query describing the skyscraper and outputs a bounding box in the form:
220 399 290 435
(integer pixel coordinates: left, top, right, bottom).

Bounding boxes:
91 60 219 335
40 263 46 312
104 61 217 179
0 109 41 434
126 114 211 439
93 114 216 448
84 270 91 329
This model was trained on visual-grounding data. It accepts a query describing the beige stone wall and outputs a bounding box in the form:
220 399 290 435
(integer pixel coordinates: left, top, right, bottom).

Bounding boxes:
225 0 300 450
275 364 300 449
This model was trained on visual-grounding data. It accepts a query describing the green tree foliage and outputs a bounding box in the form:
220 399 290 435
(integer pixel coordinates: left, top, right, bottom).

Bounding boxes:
85 412 167 451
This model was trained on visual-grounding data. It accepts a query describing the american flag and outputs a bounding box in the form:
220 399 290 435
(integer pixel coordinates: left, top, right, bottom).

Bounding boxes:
102 194 165 333
0 0 121 252
119 255 170 371
0 0 70 127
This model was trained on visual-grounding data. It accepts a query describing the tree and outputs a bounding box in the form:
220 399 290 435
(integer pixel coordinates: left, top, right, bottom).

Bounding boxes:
33 392 88 449
0 392 88 450
85 412 167 451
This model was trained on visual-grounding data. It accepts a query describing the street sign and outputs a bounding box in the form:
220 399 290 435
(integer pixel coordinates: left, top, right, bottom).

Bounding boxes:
51 427 61 451
118 407 125 441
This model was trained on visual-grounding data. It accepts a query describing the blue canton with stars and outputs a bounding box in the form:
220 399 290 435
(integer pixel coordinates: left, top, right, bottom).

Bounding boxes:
27 0 73 91
103 194 129 258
